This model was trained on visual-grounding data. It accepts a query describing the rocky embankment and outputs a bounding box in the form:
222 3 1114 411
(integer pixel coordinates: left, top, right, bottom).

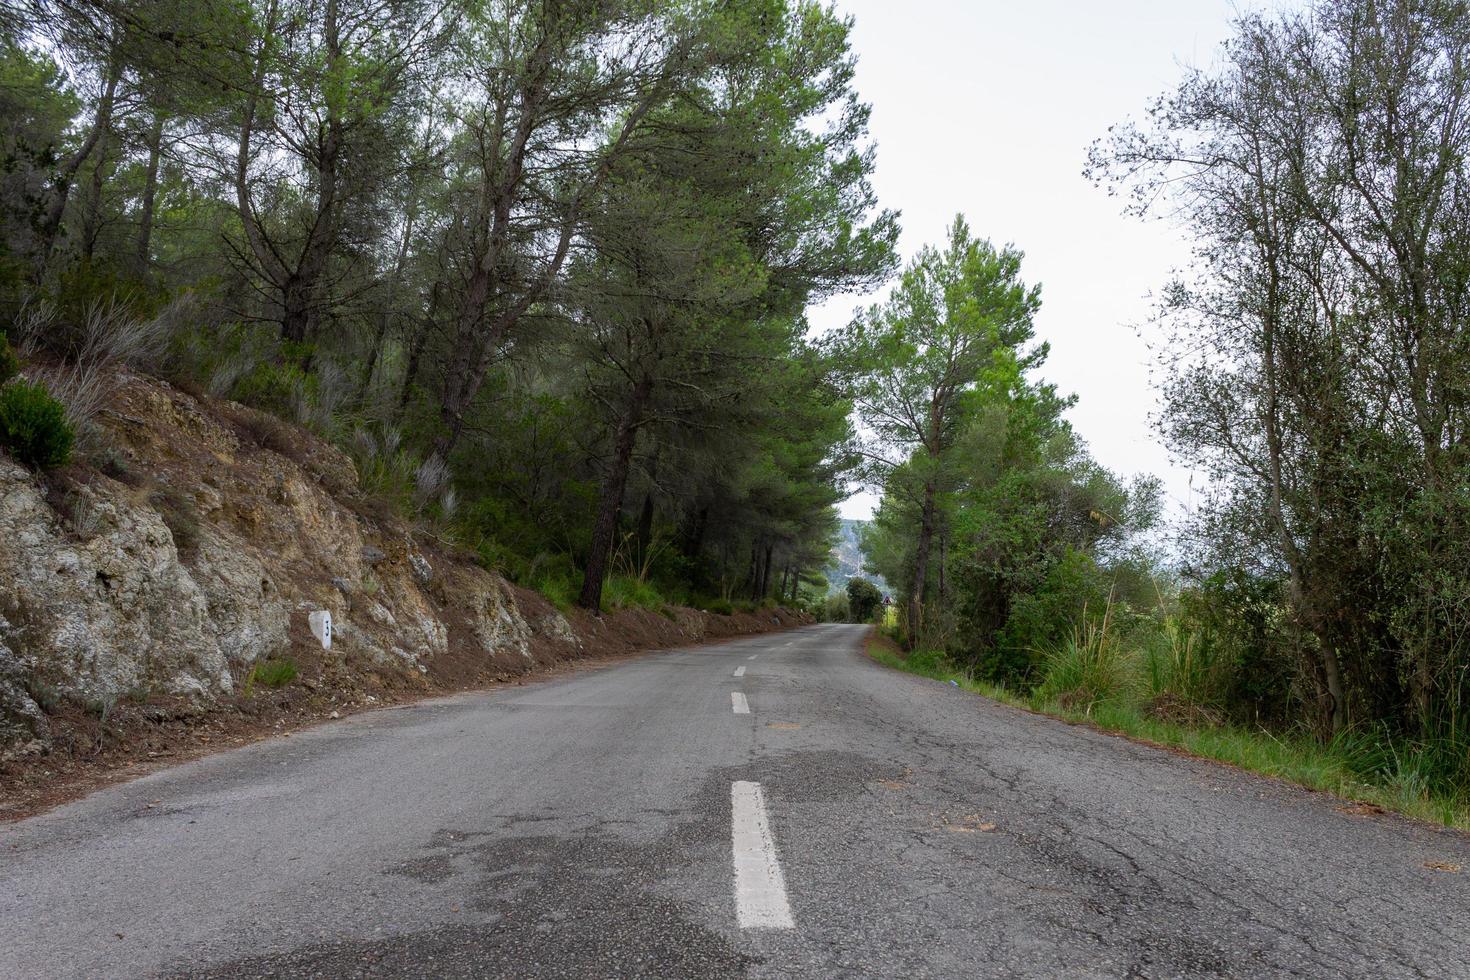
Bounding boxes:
0 372 806 815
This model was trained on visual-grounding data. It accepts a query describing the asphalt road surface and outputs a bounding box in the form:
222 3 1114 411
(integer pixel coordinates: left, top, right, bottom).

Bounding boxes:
4 623 1469 978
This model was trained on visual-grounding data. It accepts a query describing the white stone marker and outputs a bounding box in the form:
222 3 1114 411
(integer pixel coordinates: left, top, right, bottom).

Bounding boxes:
309 610 333 650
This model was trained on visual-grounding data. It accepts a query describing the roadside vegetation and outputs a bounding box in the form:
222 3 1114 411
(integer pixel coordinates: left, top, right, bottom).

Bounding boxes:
0 0 895 616
848 0 1470 829
868 623 1470 830
6 0 1470 830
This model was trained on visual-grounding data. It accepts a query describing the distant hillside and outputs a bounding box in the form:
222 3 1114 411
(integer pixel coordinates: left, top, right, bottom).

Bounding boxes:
826 519 890 596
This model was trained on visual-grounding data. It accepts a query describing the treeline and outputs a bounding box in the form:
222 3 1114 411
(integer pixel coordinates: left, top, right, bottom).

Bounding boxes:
831 216 1160 677
0 0 897 611
858 0 1470 810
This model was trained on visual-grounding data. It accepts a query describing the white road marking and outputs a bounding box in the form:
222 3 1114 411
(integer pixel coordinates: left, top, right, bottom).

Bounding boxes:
730 781 794 929
731 692 750 714
734 666 746 677
748 654 759 660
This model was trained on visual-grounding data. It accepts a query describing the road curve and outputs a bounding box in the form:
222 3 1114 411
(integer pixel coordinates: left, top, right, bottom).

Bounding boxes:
3 623 1467 978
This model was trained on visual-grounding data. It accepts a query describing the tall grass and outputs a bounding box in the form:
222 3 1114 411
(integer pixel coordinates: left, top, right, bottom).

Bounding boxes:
602 574 666 612
1036 603 1135 712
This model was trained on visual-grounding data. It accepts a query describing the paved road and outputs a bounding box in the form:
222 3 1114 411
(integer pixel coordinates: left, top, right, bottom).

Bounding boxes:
3 624 1468 978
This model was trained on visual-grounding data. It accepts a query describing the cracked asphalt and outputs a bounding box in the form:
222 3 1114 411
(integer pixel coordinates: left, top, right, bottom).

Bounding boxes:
3 623 1468 978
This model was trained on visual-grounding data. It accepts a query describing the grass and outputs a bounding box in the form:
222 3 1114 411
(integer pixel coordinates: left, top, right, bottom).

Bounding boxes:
601 574 666 612
247 657 298 691
864 629 1470 831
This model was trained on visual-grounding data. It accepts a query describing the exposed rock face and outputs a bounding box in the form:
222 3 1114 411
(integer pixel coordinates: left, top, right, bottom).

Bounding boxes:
0 372 807 767
0 631 49 763
0 459 229 704
0 374 581 758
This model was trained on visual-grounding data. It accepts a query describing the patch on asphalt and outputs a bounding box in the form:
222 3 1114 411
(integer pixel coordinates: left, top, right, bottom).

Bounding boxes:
1338 801 1386 816
1424 860 1462 873
938 812 997 833
169 829 753 979
766 721 801 730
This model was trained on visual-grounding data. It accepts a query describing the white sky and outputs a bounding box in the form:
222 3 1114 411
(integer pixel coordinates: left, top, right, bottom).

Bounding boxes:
813 0 1287 520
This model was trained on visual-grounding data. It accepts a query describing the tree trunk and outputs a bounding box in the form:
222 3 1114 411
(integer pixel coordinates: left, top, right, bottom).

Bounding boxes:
38 57 121 268
937 527 948 603
80 122 112 261
135 112 164 273
907 480 937 650
578 376 652 610
398 280 441 414
636 491 655 566
683 506 708 561
281 275 312 344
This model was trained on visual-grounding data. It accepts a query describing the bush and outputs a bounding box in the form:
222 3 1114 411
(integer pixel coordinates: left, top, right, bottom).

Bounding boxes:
0 379 75 468
603 574 665 611
250 657 298 689
904 647 950 677
1141 618 1231 710
1037 607 1136 713
820 592 849 622
846 577 883 622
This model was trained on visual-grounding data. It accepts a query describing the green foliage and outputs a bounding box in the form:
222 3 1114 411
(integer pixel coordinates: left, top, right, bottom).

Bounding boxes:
250 657 298 689
903 646 949 677
991 548 1107 683
845 577 883 623
602 574 666 612
0 379 74 468
232 358 315 421
874 628 1470 829
819 592 849 623
1036 609 1136 713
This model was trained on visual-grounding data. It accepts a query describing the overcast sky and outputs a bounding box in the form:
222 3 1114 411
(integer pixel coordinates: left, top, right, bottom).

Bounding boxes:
811 0 1285 520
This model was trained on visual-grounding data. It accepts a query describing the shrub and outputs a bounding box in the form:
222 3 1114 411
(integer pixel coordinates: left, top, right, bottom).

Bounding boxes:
1141 618 1231 710
846 576 883 622
904 647 950 677
819 592 850 622
233 359 314 419
0 379 75 468
1037 605 1136 713
603 574 664 611
250 657 298 689
704 597 735 616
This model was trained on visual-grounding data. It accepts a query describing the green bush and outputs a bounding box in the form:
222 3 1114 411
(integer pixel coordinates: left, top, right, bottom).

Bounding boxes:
232 359 313 418
250 657 298 689
1037 609 1136 712
904 647 950 677
603 574 664 611
820 592 849 622
703 597 735 616
0 379 74 468
0 334 18 385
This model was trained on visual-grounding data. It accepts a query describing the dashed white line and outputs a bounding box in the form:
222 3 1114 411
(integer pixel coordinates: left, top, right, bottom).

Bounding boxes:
734 666 746 677
731 692 750 714
730 781 794 929
748 654 759 660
